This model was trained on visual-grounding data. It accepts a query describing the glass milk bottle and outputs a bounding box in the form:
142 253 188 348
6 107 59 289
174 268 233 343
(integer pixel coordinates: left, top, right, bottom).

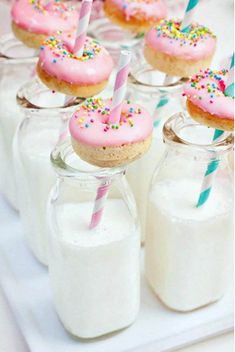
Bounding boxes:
14 78 81 265
145 112 234 312
0 33 37 209
126 62 185 242
48 141 140 338
88 17 143 64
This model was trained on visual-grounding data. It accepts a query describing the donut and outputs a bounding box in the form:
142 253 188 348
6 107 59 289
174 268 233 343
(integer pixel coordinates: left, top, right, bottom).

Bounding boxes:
11 0 79 49
69 98 153 167
144 19 216 77
183 69 234 131
104 0 167 34
37 34 114 97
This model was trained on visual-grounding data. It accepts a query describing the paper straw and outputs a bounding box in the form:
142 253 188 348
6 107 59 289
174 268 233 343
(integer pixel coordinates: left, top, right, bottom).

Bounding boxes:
196 129 223 207
108 50 132 125
89 180 110 229
73 0 93 57
154 75 174 128
224 53 234 97
181 0 200 33
196 54 234 207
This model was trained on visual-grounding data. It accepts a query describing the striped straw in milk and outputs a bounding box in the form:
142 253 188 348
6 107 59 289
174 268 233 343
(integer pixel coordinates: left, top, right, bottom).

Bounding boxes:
196 54 234 207
73 0 93 57
154 75 174 128
196 129 224 207
89 180 110 229
181 0 200 33
108 50 132 124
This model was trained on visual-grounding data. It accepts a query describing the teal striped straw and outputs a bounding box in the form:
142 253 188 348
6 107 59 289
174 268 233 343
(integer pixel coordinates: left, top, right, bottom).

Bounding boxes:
196 54 234 207
155 0 200 125
181 0 200 33
224 53 234 97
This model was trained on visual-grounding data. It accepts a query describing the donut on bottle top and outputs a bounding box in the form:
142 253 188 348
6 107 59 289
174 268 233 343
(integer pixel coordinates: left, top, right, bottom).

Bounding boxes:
69 97 153 167
11 0 79 48
144 19 217 77
37 34 114 97
104 0 167 34
183 68 234 131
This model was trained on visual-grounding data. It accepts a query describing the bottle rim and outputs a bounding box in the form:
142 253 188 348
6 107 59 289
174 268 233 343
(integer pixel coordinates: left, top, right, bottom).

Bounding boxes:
17 77 84 111
50 139 126 180
163 112 234 156
0 33 38 62
128 62 187 94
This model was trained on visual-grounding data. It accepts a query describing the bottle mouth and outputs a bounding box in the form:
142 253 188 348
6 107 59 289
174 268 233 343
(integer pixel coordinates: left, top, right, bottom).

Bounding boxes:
128 62 187 94
88 18 142 48
163 112 234 156
0 33 38 61
51 140 125 180
17 78 85 111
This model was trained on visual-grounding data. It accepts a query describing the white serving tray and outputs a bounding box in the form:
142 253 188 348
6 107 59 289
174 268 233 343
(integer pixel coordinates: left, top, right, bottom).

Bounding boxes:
0 195 233 352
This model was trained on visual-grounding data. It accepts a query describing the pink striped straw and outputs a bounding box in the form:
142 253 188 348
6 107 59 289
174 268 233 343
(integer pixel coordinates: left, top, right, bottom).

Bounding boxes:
89 180 110 229
73 0 93 57
108 50 132 124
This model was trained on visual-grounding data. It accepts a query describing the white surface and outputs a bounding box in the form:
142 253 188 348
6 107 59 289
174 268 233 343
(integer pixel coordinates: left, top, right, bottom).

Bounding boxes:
0 195 233 352
0 285 233 352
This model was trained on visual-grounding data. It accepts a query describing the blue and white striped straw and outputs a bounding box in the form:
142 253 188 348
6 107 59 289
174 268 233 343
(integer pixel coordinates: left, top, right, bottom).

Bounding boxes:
155 1 200 123
154 75 174 128
224 53 234 97
196 54 234 207
196 129 223 207
181 0 200 33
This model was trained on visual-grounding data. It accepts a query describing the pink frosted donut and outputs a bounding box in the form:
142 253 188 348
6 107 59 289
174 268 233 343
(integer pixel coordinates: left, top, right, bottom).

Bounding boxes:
37 34 114 97
144 19 217 77
183 69 234 131
11 0 79 48
104 0 167 33
69 98 153 167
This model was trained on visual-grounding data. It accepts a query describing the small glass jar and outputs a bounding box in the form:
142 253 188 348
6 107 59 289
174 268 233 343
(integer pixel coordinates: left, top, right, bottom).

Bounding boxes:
145 112 234 312
88 17 143 63
48 141 140 339
126 62 186 242
0 33 37 209
14 78 82 265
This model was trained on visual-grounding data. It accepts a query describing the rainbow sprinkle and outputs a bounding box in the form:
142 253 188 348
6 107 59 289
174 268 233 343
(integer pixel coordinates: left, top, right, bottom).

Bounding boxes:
74 98 143 131
40 36 102 62
155 19 216 47
183 69 229 102
28 0 76 17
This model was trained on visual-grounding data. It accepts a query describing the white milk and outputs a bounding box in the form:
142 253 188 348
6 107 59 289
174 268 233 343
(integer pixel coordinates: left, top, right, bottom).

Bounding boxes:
48 199 140 338
0 85 24 209
145 179 233 312
127 128 165 240
126 100 183 242
16 127 59 265
0 61 35 209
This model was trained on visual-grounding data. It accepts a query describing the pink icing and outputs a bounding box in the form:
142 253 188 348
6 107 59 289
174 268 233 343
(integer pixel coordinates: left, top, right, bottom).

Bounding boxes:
145 20 216 60
109 0 167 21
69 98 153 147
11 0 79 35
38 35 114 85
183 69 234 120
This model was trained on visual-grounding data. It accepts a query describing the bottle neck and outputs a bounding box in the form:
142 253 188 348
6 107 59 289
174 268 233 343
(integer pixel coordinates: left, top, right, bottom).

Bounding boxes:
128 62 187 97
163 112 233 162
17 78 84 116
0 33 38 61
51 140 126 185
